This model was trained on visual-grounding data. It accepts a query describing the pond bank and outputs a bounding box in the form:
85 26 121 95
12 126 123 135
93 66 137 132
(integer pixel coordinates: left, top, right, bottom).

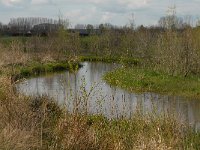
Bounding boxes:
80 55 140 65
11 61 81 82
104 67 200 99
9 55 139 83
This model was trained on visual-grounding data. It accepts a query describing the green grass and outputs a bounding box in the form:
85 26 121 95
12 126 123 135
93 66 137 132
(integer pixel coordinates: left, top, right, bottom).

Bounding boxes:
0 36 28 46
104 67 200 98
12 61 81 81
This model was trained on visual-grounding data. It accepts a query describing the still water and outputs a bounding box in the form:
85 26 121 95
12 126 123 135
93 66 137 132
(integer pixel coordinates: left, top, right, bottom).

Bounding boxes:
16 62 200 130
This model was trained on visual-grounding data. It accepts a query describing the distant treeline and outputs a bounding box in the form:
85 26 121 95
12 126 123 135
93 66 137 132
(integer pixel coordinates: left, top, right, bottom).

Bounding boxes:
0 17 68 36
1 14 200 37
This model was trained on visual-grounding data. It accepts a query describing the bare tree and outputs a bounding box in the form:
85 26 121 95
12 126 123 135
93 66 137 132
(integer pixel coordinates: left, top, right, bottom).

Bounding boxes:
196 18 200 27
86 24 94 35
8 17 69 35
129 13 135 30
0 22 2 35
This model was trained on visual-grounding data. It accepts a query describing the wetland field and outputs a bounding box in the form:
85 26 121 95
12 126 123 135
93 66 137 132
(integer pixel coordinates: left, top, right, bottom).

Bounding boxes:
1 21 200 149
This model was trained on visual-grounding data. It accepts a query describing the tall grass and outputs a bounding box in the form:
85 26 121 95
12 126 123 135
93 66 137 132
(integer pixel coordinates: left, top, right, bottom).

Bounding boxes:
0 68 200 149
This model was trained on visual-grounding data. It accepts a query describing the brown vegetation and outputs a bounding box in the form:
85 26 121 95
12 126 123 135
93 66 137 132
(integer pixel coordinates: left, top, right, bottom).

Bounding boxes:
1 15 200 149
0 74 199 149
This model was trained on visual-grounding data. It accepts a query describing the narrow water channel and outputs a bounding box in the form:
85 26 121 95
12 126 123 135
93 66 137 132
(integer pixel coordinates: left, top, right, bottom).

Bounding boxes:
16 62 200 130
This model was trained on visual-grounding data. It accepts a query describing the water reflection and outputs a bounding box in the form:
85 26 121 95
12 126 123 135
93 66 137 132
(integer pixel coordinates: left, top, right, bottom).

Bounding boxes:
16 62 200 130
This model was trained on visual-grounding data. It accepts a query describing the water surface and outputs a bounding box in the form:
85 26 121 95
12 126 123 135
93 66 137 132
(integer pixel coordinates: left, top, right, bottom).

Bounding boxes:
16 62 200 130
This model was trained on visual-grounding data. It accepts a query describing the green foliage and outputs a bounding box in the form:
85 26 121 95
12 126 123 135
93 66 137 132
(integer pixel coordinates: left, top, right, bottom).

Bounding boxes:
14 61 81 81
20 68 32 77
86 115 108 126
183 128 200 149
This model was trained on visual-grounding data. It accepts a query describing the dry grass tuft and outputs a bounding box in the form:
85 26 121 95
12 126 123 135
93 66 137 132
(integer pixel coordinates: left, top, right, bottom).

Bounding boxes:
0 126 39 150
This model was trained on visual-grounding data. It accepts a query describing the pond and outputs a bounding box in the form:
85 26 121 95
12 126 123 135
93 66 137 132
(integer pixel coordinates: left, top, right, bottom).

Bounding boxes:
16 62 200 131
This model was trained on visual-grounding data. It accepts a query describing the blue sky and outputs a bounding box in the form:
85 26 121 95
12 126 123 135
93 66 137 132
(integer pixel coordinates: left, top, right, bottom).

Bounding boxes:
0 0 200 27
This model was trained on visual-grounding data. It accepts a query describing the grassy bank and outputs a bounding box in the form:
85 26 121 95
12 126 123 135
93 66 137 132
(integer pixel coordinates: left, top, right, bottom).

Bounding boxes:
104 67 200 99
11 54 139 81
8 61 81 82
80 55 140 65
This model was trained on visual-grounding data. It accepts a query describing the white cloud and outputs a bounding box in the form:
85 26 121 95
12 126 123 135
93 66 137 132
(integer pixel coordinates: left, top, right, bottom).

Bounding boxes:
31 0 49 5
0 0 200 26
118 0 151 8
100 12 111 22
1 0 23 6
65 7 99 25
100 12 116 23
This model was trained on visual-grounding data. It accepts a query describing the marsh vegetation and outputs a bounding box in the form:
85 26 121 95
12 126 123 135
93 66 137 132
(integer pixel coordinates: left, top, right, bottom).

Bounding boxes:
1 12 200 149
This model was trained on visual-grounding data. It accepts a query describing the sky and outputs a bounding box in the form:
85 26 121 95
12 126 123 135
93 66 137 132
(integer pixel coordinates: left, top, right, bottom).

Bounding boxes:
0 0 200 27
